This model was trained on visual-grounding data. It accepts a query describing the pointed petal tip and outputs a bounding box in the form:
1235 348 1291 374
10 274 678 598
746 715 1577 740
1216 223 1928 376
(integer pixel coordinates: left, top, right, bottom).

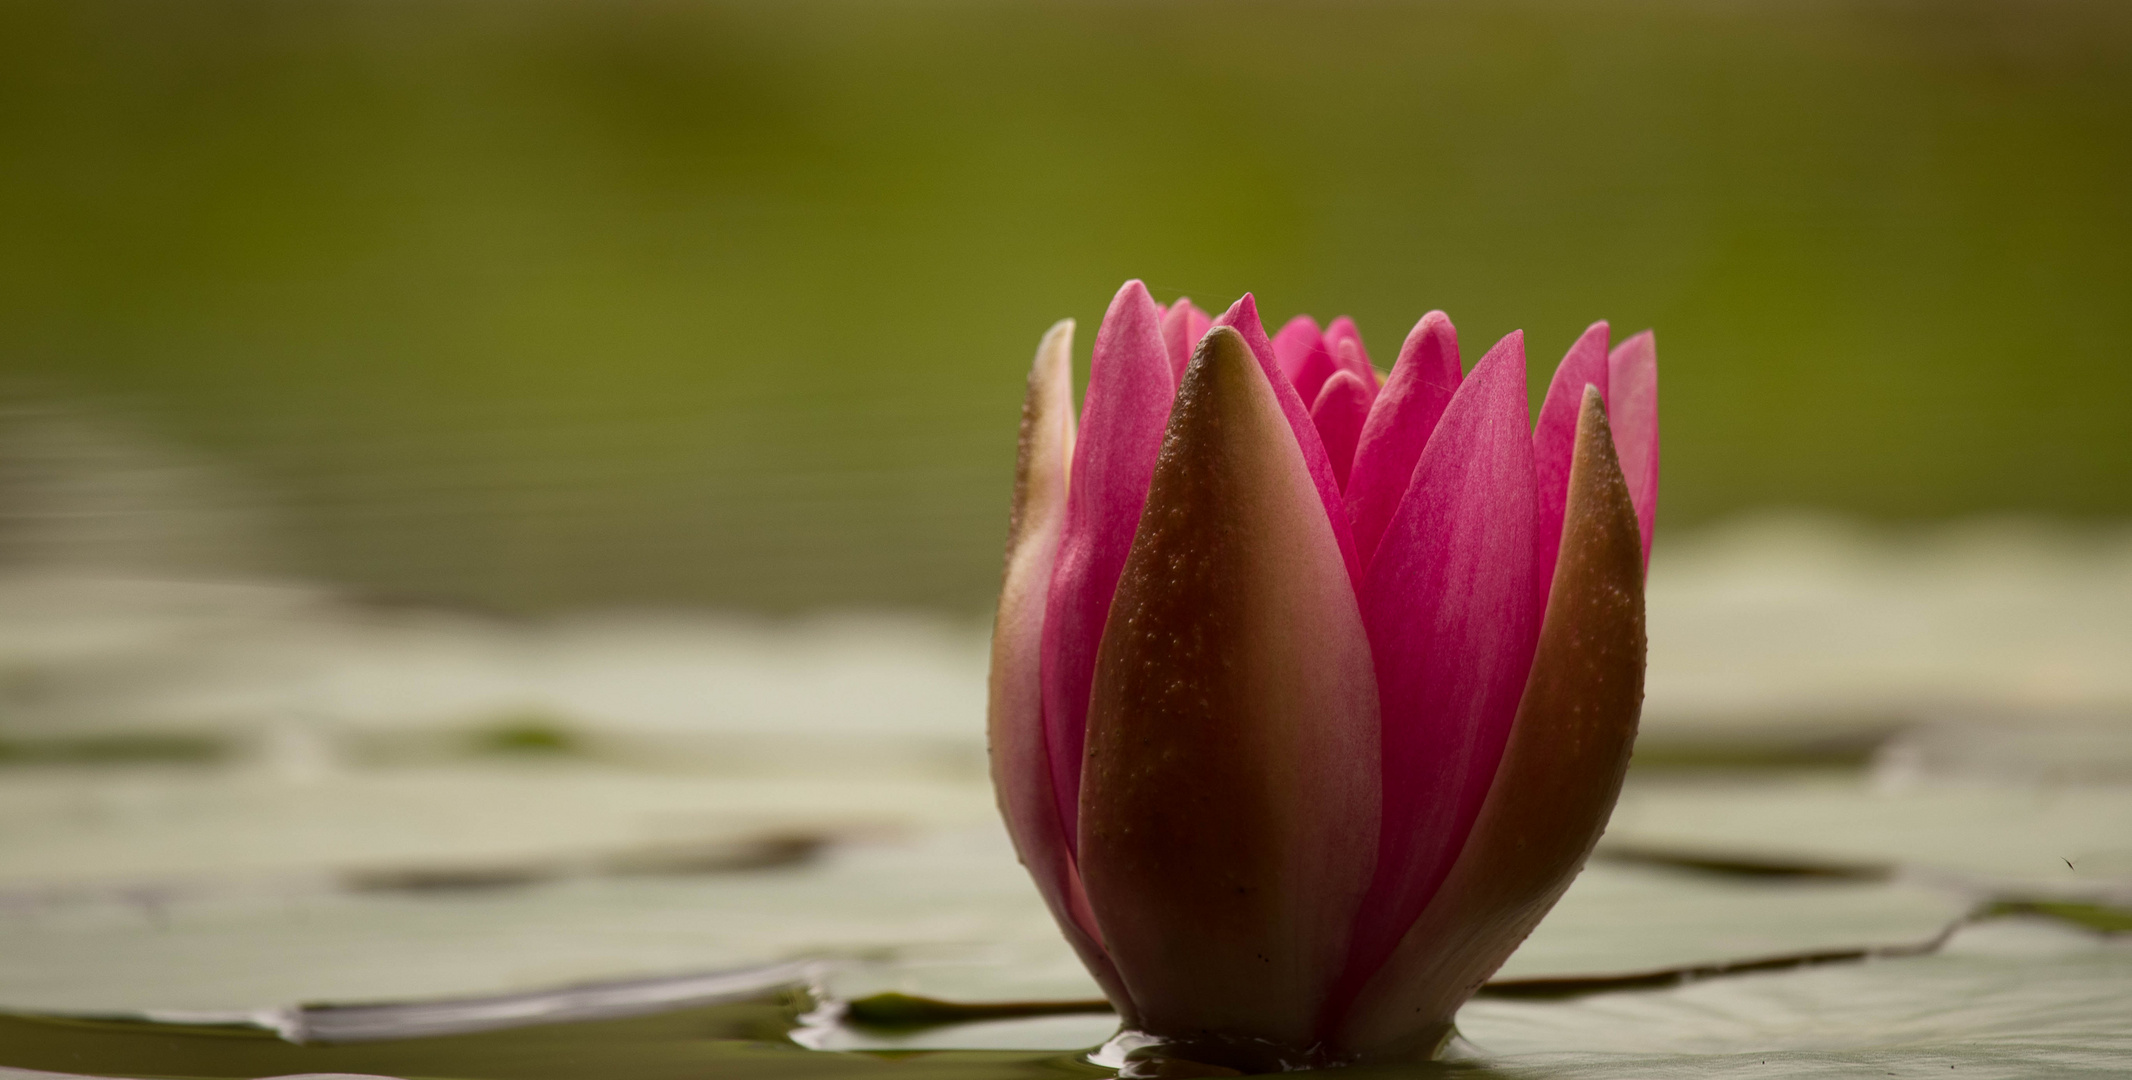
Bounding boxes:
1401 312 1459 373
1552 322 1611 385
1189 324 1261 389
1532 324 1612 601
1398 310 1457 356
1034 317 1075 368
1315 365 1368 396
1010 318 1077 554
1190 322 1251 377
1207 296 1364 589
1477 328 1528 375
1323 313 1367 356
1310 369 1372 491
1342 312 1466 571
1111 279 1158 321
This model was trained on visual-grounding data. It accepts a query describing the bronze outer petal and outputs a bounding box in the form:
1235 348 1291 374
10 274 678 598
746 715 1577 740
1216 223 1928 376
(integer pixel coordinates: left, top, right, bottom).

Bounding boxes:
1079 327 1381 1056
1334 385 1646 1061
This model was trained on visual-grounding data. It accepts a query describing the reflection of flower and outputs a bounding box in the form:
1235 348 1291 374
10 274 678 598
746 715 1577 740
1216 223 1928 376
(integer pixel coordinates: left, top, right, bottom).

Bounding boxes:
988 281 1658 1069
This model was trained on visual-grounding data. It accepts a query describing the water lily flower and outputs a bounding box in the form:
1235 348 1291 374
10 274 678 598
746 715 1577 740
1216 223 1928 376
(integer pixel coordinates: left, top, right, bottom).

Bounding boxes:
989 280 1657 1070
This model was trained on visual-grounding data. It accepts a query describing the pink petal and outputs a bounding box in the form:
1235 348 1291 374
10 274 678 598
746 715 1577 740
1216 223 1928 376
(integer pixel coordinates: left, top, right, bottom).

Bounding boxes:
988 319 1135 1018
1212 295 1364 590
1274 314 1343 408
1532 321 1610 601
1335 386 1645 1062
1272 313 1325 383
1040 280 1175 845
1342 312 1463 573
1160 298 1212 386
1323 316 1376 385
1333 337 1546 1017
1333 337 1380 401
1607 330 1659 570
1080 326 1380 1050
1312 370 1373 490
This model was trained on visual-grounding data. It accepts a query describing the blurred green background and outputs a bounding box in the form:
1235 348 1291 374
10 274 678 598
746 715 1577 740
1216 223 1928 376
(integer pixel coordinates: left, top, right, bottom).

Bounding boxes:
2 0 2127 612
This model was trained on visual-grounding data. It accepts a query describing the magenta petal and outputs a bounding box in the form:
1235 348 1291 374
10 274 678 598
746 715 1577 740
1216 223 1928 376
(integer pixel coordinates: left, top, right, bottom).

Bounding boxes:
988 319 1134 1017
1160 298 1212 385
1292 352 1341 408
1332 337 1380 402
1532 321 1610 600
1212 295 1363 589
1342 313 1463 572
1039 280 1175 844
1312 370 1373 491
1275 314 1343 408
1323 316 1376 384
1607 330 1659 569
1335 386 1646 1062
1335 338 1545 1012
1272 314 1324 383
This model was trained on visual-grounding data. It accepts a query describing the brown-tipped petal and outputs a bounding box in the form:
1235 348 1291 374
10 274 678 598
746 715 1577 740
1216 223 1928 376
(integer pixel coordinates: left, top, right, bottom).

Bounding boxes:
1532 322 1611 602
1079 327 1381 1050
1334 386 1645 1062
988 319 1134 1017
